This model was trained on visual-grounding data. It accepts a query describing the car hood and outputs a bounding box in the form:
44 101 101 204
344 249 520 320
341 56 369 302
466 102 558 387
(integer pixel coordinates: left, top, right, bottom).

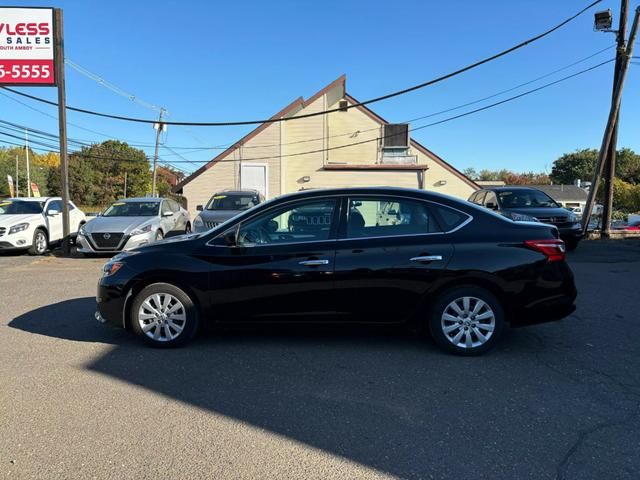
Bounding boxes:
83 216 156 234
0 214 42 227
198 210 242 223
502 207 570 219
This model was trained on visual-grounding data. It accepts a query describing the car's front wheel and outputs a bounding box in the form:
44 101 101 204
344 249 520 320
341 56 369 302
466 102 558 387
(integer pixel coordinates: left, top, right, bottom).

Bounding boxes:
28 228 48 255
428 286 504 356
131 283 199 348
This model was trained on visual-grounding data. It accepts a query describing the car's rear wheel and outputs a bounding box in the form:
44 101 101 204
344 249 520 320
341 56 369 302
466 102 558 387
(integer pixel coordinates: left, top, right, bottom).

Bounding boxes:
155 230 164 241
28 228 48 255
130 283 198 348
428 286 504 356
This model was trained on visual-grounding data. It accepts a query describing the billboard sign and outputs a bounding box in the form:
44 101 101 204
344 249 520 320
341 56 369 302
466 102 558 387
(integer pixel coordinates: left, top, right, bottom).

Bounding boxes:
0 7 55 86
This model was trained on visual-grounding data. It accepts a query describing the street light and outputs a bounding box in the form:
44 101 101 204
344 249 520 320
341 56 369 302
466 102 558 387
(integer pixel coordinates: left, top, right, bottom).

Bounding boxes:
594 9 614 32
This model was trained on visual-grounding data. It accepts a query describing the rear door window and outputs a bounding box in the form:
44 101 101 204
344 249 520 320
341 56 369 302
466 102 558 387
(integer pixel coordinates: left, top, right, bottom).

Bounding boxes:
345 197 441 239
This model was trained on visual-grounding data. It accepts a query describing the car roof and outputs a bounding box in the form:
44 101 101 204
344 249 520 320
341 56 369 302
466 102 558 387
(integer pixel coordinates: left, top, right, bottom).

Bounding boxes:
113 197 165 203
478 186 541 192
214 190 260 195
8 197 56 202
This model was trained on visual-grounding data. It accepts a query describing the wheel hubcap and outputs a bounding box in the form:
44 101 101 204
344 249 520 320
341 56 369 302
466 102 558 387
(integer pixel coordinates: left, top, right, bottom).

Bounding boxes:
35 233 46 252
441 296 495 349
137 293 186 342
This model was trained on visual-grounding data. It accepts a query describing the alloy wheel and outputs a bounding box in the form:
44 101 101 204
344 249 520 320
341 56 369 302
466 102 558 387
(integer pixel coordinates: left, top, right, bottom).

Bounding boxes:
137 293 186 342
441 296 496 349
34 231 47 254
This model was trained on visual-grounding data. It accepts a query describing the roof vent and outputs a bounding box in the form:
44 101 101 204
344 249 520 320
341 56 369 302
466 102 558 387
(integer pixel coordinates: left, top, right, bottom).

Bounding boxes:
338 99 348 112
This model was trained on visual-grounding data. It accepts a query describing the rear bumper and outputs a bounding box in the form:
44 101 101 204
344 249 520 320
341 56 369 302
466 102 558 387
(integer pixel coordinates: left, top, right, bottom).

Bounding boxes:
510 294 576 327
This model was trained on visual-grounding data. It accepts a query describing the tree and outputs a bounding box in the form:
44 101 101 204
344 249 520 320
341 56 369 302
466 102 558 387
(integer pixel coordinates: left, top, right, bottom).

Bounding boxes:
550 148 640 185
48 141 151 207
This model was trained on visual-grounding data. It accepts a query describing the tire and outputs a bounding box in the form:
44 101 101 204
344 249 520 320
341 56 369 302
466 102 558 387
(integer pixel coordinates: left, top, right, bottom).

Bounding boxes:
130 283 199 348
28 228 48 256
155 230 164 241
428 286 505 356
564 237 579 252
184 222 191 234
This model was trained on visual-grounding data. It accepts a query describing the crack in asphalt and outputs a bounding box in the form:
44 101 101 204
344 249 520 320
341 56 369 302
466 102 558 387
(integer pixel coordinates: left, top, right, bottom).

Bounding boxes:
527 331 640 480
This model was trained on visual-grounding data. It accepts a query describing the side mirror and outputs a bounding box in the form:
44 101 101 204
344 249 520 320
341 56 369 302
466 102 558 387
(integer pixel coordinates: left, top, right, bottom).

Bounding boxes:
486 202 497 210
47 209 60 216
162 211 173 217
196 205 203 211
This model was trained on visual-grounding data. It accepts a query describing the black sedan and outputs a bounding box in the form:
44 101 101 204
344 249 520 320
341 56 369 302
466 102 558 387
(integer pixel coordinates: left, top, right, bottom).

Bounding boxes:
96 187 576 355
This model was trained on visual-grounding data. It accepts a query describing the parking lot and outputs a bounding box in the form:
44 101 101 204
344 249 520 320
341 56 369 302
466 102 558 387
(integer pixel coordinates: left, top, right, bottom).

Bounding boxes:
1 240 639 480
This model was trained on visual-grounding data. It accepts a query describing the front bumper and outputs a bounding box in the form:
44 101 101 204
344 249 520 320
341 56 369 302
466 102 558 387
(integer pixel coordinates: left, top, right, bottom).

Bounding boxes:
77 231 154 254
0 231 32 250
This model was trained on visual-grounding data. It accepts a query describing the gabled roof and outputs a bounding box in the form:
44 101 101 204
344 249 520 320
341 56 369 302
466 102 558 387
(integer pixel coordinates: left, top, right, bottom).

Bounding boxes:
527 184 588 201
174 74 476 192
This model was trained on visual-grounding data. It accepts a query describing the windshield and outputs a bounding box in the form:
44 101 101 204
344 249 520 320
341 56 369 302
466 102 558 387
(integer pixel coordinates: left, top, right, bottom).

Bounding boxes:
206 193 258 211
102 201 160 217
497 190 559 208
0 200 44 215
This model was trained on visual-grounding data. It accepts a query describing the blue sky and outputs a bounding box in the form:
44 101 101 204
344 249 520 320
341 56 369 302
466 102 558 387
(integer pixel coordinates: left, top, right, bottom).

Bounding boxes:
2 0 638 175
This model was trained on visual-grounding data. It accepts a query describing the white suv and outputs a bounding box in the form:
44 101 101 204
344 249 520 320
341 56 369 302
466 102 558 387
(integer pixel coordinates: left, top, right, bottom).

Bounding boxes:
0 197 86 255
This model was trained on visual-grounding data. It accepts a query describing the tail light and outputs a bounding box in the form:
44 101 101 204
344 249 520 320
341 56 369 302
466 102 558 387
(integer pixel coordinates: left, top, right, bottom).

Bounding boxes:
524 239 566 262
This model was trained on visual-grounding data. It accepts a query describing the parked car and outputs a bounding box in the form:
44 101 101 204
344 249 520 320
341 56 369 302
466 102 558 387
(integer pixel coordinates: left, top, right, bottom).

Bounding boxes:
192 190 263 233
469 187 583 250
96 187 576 355
0 197 86 255
77 197 190 255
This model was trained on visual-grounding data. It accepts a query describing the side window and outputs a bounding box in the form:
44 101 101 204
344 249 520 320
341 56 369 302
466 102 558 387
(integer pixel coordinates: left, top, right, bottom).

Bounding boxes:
484 192 498 208
472 191 486 205
431 204 470 231
47 200 62 213
346 197 441 239
168 199 180 212
161 201 172 216
236 199 337 246
68 202 75 211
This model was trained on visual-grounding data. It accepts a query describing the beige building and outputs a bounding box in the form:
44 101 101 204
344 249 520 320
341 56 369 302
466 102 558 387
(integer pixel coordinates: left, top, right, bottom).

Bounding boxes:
174 75 477 213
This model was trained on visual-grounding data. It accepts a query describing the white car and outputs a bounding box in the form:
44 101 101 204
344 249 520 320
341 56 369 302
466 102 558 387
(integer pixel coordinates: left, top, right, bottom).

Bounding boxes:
0 197 86 255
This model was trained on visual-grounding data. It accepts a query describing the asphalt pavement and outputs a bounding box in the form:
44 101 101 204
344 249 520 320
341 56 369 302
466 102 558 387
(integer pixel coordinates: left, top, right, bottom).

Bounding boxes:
0 240 639 479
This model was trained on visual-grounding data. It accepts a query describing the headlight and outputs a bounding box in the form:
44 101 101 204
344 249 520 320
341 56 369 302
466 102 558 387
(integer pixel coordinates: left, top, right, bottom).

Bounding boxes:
509 212 539 222
194 216 204 226
103 261 123 277
79 224 87 235
8 223 29 235
130 224 153 236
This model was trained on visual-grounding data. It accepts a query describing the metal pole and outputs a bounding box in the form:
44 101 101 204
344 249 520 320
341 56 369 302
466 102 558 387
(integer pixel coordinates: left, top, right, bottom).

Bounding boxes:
54 8 71 256
124 171 128 199
602 0 629 237
25 130 30 197
151 108 165 197
582 6 640 235
15 154 18 197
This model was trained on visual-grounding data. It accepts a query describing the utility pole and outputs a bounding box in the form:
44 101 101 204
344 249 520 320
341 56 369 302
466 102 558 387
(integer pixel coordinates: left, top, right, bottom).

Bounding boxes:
54 8 71 256
582 6 640 235
15 155 19 197
151 108 165 197
25 130 31 197
602 0 629 237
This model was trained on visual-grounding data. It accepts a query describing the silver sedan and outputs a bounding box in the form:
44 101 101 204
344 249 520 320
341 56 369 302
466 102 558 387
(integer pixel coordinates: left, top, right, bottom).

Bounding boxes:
77 197 190 255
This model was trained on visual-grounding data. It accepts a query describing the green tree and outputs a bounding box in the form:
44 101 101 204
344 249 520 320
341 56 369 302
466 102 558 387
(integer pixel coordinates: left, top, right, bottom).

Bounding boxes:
550 148 640 185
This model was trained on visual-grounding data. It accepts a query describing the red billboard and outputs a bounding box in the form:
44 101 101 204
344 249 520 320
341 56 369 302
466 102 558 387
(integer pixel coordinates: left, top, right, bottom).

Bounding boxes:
0 7 55 86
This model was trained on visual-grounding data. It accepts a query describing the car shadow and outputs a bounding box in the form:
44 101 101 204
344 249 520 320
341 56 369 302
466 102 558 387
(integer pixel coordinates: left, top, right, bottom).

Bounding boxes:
9 297 548 479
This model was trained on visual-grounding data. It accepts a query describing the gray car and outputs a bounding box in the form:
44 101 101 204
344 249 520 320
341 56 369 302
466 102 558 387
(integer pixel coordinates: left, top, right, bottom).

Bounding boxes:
77 197 190 254
192 190 263 233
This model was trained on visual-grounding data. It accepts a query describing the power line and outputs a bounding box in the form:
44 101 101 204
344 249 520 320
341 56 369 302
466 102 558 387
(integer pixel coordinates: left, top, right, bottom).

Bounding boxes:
1 1 601 127
1 58 610 167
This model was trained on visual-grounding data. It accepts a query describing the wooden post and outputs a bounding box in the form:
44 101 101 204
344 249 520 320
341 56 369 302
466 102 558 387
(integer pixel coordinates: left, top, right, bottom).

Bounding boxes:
602 0 629 237
581 6 640 235
54 8 71 256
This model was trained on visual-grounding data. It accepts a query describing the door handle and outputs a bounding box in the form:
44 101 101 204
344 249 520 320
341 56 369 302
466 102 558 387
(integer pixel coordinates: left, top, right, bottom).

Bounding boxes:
299 259 330 266
410 255 443 263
